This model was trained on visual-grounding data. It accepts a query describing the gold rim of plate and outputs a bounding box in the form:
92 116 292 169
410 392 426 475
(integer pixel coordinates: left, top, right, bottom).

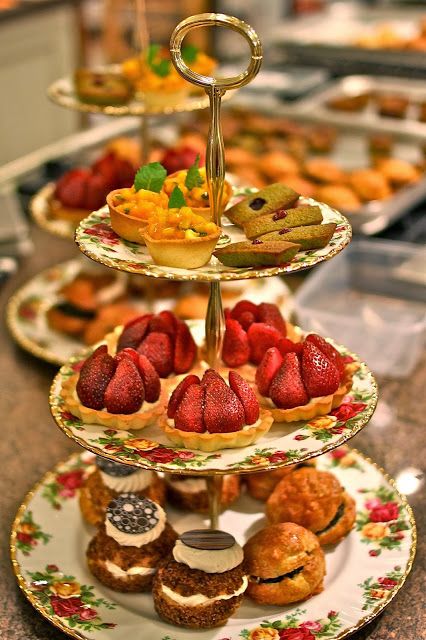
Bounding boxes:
9 448 417 640
30 184 77 241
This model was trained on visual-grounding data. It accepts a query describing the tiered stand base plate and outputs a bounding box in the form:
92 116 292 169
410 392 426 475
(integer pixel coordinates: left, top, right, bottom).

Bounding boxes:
11 449 416 640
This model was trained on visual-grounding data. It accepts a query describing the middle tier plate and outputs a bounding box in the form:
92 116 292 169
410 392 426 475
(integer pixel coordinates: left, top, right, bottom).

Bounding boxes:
75 198 351 282
49 321 377 474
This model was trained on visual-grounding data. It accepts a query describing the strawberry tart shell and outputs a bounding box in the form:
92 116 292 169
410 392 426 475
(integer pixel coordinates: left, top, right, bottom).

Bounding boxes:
260 361 360 423
61 373 167 431
49 198 90 224
160 407 274 452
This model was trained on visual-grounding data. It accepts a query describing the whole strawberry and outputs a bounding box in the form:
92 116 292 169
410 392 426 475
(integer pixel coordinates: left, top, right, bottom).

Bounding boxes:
247 323 282 365
222 319 250 367
256 347 283 397
174 321 197 374
104 357 144 414
174 383 205 432
117 314 152 351
305 333 345 378
138 332 174 378
269 352 309 409
76 345 116 409
302 341 340 398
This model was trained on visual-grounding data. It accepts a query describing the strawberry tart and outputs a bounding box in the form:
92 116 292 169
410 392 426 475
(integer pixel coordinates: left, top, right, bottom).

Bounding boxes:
221 300 300 381
61 345 165 430
161 369 273 452
255 333 359 422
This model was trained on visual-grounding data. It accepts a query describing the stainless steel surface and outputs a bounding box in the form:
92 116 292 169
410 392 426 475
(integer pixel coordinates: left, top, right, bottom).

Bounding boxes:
295 76 426 141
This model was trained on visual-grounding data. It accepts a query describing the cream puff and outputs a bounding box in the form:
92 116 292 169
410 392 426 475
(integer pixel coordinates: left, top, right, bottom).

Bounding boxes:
245 462 315 502
244 523 325 605
153 529 248 628
266 467 355 545
79 456 166 526
86 493 177 592
165 474 240 514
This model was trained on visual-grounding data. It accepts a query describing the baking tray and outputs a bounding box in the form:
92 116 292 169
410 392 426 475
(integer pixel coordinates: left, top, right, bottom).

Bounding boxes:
304 131 426 236
295 75 426 140
271 5 426 78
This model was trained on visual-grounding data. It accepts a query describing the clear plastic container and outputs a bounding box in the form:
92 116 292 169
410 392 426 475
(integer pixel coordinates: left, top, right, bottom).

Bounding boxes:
294 239 426 378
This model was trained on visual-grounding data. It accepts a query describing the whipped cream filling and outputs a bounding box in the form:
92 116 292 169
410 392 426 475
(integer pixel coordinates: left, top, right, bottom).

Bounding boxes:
100 469 154 493
104 560 156 578
106 502 166 548
161 575 248 607
95 273 127 305
165 476 206 494
173 539 244 573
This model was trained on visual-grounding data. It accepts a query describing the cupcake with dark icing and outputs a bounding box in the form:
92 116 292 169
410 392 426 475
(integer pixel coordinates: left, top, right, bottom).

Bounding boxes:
86 493 177 592
79 456 166 526
164 474 240 514
153 529 248 628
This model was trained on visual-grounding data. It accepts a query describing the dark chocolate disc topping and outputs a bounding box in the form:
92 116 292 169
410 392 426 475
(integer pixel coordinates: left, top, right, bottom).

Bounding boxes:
96 456 138 477
181 529 236 550
106 494 160 535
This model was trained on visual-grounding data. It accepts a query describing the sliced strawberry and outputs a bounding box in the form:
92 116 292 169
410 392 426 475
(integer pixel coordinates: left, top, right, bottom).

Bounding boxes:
76 345 116 409
138 355 161 403
228 371 259 424
117 314 153 351
247 323 282 365
238 311 256 332
302 341 340 398
255 347 283 397
84 173 110 210
104 357 144 414
149 311 178 337
116 347 140 367
174 383 205 432
305 333 345 378
269 352 309 409
138 331 174 378
277 337 303 357
224 308 231 321
222 319 250 367
201 369 223 387
174 321 197 374
167 374 200 419
204 378 245 433
257 303 287 336
230 300 259 323
55 168 90 208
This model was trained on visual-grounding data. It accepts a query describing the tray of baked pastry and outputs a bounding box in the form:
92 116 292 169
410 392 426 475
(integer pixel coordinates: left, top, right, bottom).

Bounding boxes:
294 75 426 141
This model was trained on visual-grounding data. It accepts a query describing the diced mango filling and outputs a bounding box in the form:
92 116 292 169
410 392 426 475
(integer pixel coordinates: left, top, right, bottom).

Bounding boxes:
163 167 227 208
112 187 169 220
146 207 219 240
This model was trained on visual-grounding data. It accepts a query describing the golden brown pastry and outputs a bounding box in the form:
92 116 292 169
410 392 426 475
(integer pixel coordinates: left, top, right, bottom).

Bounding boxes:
376 158 421 186
306 126 337 153
349 168 392 201
326 93 370 112
315 184 361 212
245 462 316 501
368 133 394 158
244 523 325 605
304 158 347 184
280 175 317 199
165 474 240 513
266 467 355 545
375 94 409 119
225 147 257 168
260 151 300 180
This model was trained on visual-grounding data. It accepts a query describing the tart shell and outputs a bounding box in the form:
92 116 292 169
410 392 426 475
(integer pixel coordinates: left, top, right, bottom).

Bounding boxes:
260 361 360 423
160 407 274 452
142 229 221 269
107 190 148 244
61 373 166 431
49 198 90 224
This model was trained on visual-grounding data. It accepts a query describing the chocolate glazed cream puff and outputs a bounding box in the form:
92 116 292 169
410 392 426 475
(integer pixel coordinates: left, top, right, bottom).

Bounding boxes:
164 474 240 513
244 523 325 605
153 529 248 629
79 456 166 526
266 467 356 545
86 493 177 592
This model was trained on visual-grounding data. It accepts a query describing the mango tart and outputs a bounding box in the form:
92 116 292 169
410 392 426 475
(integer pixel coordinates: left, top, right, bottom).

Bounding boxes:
163 167 232 218
107 187 168 244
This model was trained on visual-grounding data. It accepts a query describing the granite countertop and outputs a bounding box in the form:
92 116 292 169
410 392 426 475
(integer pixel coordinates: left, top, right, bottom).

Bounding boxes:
0 226 424 639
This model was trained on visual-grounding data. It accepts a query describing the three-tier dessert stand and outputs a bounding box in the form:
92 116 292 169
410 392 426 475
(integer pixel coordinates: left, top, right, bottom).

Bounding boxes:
11 13 416 640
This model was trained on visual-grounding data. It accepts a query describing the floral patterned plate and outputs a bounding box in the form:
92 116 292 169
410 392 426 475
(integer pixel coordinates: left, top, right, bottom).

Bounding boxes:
7 259 291 366
49 322 378 474
75 196 351 282
10 448 416 640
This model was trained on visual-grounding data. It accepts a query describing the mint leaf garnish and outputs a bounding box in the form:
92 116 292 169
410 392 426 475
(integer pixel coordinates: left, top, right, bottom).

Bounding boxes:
147 44 161 65
185 154 204 190
146 43 170 78
134 162 167 193
182 44 198 64
168 185 186 209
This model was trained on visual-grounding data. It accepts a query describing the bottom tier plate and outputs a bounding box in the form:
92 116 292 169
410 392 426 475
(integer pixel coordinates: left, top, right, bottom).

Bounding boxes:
11 448 415 640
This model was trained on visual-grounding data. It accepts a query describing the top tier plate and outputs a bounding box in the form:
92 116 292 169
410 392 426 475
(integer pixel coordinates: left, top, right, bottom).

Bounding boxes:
47 71 231 116
75 197 351 282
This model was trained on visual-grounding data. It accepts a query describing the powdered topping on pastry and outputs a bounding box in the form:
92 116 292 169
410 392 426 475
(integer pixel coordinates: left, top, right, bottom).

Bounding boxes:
104 560 156 577
161 575 248 606
105 494 166 547
96 457 154 492
173 531 244 573
164 476 206 494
